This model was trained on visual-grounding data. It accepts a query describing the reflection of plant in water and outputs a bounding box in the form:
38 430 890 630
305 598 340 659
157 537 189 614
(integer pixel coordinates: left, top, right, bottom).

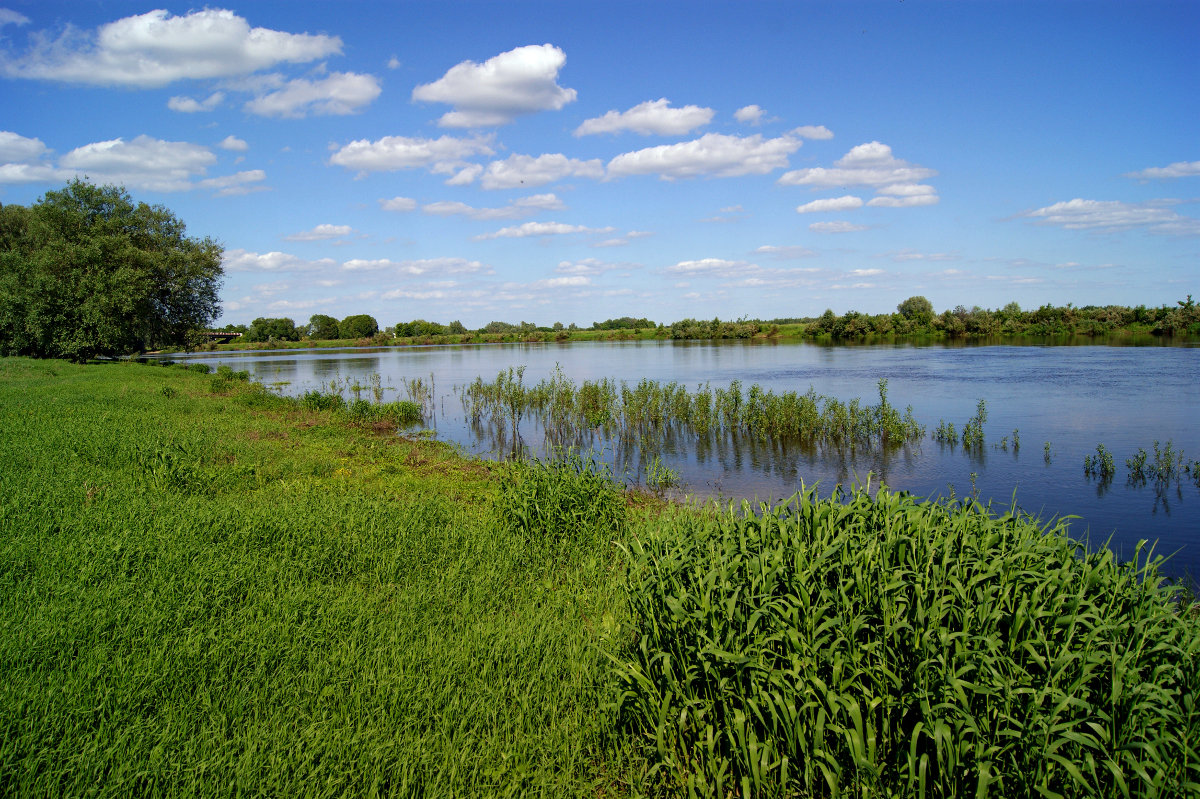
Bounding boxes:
646 454 679 495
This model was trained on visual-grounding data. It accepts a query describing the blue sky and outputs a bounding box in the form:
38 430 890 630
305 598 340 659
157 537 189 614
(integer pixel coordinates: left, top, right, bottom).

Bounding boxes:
1 1 1196 328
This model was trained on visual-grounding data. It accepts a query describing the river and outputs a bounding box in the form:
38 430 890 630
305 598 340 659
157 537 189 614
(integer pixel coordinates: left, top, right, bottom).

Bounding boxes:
164 339 1200 582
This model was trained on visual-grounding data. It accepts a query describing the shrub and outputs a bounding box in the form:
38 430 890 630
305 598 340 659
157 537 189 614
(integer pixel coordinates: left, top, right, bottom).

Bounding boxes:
612 487 1200 797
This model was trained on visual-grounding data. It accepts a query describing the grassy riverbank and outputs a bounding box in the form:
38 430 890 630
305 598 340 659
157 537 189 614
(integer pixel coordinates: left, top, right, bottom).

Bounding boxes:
3 358 1199 797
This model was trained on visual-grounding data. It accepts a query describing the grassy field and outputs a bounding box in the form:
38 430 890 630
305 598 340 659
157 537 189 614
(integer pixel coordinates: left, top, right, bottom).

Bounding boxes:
0 358 642 796
3 358 1199 797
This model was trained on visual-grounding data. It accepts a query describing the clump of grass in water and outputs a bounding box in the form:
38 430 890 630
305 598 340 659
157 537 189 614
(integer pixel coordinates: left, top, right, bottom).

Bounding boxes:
1084 443 1116 478
960 398 987 449
612 485 1200 797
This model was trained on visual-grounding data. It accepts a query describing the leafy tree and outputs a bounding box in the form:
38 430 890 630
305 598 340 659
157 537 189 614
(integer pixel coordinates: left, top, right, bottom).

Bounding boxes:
307 313 340 340
0 179 223 361
245 317 299 342
896 295 934 320
339 314 379 339
447 320 467 334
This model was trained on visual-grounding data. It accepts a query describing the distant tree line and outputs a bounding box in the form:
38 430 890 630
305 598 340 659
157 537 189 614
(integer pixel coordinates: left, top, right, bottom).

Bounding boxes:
218 298 1199 347
791 295 1200 340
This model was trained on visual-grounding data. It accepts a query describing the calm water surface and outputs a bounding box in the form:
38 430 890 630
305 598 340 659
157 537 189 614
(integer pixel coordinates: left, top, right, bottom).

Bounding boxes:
169 340 1200 581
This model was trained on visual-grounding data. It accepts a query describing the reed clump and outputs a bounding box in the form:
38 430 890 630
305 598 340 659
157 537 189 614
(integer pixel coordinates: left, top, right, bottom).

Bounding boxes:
612 487 1200 797
460 369 925 454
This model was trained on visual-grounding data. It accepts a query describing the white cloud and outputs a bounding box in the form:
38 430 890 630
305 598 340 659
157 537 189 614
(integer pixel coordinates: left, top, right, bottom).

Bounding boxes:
867 194 939 208
0 130 48 162
778 141 936 189
412 43 577 127
809 221 868 234
1 9 341 87
0 9 30 27
284 223 353 241
480 152 603 189
591 230 652 248
1024 198 1200 236
58 134 216 191
877 183 936 196
329 134 494 175
850 268 884 276
754 245 817 259
197 169 267 196
796 195 863 214
379 196 417 212
422 193 565 220
1124 161 1200 180
386 56 401 70
792 125 834 140
444 164 483 185
555 257 633 275
244 71 381 118
666 258 755 276
342 257 487 275
888 249 959 262
575 98 713 136
607 132 802 180
535 275 591 288
734 105 764 124
223 249 337 272
167 91 224 112
217 135 248 152
473 221 613 240
0 162 71 184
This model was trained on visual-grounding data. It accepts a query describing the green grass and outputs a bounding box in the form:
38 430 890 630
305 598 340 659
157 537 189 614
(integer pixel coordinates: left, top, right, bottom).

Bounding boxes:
3 357 1198 797
612 488 1200 797
0 358 638 797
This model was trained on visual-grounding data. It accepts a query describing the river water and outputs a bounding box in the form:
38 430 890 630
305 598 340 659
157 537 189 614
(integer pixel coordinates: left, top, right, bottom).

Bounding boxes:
166 339 1200 582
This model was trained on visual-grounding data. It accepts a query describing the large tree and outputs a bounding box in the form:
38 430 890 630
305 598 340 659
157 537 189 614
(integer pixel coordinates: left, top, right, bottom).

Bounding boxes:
0 180 223 361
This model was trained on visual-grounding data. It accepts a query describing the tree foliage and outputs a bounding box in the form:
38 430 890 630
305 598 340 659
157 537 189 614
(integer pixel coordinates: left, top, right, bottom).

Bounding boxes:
0 180 223 361
339 314 379 339
306 314 340 340
896 295 934 320
245 317 300 342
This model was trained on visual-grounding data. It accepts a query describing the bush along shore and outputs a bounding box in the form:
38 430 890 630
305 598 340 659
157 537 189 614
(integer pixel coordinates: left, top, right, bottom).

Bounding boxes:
189 296 1200 353
2 357 1199 797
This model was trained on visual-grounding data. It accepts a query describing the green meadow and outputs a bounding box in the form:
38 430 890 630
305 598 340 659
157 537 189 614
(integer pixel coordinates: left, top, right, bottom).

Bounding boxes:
3 357 1198 797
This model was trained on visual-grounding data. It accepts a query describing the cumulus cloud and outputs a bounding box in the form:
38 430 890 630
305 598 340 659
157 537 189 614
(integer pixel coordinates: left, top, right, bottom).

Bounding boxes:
607 132 802 180
734 105 764 124
796 195 863 214
1 8 341 87
792 125 834 140
480 152 604 189
867 194 939 208
196 169 267 196
779 141 935 190
0 9 30 27
378 196 417 212
284 223 354 241
223 249 337 272
167 91 224 112
754 244 817 259
1024 198 1200 236
575 98 713 136
329 134 494 175
591 230 652 248
1124 161 1200 180
534 275 591 289
217 135 248 151
243 71 381 118
473 221 614 240
412 43 577 127
422 193 565 220
809 221 868 233
342 257 487 275
0 130 48 162
666 258 756 276
58 134 216 191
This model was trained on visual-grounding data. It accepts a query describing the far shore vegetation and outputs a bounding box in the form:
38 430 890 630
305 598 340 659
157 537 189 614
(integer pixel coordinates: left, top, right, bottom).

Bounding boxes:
199 296 1200 353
